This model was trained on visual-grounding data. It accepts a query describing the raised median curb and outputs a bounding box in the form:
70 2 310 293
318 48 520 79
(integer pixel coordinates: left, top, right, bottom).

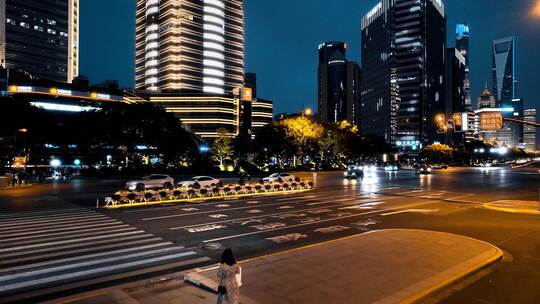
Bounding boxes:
484 200 540 215
185 229 503 304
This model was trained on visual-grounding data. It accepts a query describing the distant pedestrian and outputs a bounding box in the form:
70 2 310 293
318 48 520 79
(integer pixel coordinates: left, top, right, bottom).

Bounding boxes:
217 249 241 304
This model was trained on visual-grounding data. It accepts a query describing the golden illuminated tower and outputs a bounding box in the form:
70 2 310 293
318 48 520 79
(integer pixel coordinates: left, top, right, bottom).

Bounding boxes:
135 0 244 94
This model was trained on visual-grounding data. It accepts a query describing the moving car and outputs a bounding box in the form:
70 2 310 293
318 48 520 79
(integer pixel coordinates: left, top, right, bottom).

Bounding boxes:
344 166 364 179
431 164 448 169
263 173 295 183
416 166 432 175
384 163 399 172
126 174 174 191
177 176 221 188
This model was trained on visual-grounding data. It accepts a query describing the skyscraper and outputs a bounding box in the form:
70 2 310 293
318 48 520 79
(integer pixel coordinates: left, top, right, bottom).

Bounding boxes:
524 109 537 151
492 37 515 103
135 0 244 95
317 42 360 125
0 0 79 83
361 0 447 149
445 48 467 146
456 23 472 111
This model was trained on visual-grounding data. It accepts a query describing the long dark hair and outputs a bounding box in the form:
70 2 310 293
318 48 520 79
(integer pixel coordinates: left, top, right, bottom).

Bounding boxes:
221 248 236 266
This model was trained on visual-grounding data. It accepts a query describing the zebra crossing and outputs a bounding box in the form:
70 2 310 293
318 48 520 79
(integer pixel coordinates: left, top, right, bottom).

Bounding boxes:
0 208 211 301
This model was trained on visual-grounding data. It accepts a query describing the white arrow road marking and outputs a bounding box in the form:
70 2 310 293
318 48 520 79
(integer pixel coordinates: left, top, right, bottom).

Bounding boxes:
186 224 226 233
251 223 286 231
182 208 199 212
215 204 231 208
315 226 351 233
209 214 228 219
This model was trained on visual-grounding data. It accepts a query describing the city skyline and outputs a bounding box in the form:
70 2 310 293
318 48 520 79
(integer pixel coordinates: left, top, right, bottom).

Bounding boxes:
80 0 540 115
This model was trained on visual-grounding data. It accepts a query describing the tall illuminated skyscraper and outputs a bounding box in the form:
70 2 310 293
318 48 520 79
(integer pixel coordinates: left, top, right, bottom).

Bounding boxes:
492 36 515 103
0 0 79 83
135 0 244 95
361 0 447 149
456 23 471 111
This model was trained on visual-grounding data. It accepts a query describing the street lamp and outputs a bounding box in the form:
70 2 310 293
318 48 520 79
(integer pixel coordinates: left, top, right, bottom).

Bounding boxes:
304 108 313 116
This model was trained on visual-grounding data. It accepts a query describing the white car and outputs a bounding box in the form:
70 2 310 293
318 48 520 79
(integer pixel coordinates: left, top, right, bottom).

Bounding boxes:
126 174 174 191
177 176 221 188
263 173 296 183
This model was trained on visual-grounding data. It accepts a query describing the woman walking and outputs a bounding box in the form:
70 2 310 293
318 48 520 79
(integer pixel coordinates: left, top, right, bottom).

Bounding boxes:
217 249 241 304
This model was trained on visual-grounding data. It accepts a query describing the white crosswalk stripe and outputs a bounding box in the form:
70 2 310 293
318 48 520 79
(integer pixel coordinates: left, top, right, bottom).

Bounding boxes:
0 208 211 298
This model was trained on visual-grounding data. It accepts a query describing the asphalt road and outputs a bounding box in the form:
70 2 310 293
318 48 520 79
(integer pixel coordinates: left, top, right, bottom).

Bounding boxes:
0 167 539 303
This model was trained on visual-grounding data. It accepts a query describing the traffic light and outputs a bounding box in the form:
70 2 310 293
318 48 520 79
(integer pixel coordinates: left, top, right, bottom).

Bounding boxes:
435 114 447 133
453 113 463 132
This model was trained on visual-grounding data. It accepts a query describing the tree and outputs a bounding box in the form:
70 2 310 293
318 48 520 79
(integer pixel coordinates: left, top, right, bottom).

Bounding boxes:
211 128 234 169
420 144 453 163
252 125 295 169
279 116 323 166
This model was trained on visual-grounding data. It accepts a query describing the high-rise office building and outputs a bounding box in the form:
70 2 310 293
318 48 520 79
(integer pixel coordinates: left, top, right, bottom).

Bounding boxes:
456 23 472 111
317 42 361 125
361 0 446 149
477 88 496 109
524 108 537 151
135 0 244 95
0 0 79 83
492 37 515 103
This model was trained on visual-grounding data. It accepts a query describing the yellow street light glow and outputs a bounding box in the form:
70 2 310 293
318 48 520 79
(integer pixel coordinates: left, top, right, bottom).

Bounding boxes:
49 87 58 95
534 0 540 17
18 128 28 133
304 108 313 116
8 85 18 93
91 92 98 99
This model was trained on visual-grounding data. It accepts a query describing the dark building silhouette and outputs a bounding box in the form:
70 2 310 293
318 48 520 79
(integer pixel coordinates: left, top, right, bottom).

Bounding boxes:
317 42 360 125
0 0 79 82
456 23 472 111
491 37 515 104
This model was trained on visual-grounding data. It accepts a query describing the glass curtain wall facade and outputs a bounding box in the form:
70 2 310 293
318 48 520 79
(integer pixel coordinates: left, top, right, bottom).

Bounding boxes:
523 109 537 151
456 23 471 111
491 37 515 104
0 0 79 83
361 0 446 149
135 0 244 95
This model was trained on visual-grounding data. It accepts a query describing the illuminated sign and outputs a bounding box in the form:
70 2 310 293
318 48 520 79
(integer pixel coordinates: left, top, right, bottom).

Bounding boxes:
243 87 253 101
456 24 470 36
479 112 503 131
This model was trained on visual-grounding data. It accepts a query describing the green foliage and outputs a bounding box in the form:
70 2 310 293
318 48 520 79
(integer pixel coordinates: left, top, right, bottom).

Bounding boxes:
211 128 235 167
420 144 454 163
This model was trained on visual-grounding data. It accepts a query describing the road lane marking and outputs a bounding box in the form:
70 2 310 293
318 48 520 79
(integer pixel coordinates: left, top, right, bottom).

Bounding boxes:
186 224 226 233
0 222 130 242
202 201 432 243
0 242 175 274
0 251 200 293
267 233 307 244
0 237 164 266
0 227 136 247
251 223 286 230
315 226 351 233
0 219 121 236
381 209 440 216
169 197 401 230
0 234 156 260
245 209 263 214
0 231 145 253
0 213 108 228
144 194 365 221
0 209 94 222
215 204 230 208
208 214 228 219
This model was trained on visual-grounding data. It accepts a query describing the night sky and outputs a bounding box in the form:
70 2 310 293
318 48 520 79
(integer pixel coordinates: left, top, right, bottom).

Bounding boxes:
80 0 540 115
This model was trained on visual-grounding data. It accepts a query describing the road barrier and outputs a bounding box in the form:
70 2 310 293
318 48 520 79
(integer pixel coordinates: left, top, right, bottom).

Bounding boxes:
103 180 314 209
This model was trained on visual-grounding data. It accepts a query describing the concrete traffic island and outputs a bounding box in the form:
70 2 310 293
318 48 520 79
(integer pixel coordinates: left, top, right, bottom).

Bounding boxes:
186 229 503 304
484 200 540 215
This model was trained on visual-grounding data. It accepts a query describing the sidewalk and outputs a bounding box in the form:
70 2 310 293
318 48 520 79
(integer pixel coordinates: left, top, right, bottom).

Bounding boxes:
187 229 502 304
50 229 502 304
484 200 540 215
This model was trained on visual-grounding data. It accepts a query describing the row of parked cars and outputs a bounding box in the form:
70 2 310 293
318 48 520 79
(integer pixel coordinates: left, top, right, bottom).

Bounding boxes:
125 173 297 192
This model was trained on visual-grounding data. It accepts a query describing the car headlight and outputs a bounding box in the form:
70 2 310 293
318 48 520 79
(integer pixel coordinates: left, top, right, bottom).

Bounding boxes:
427 168 432 172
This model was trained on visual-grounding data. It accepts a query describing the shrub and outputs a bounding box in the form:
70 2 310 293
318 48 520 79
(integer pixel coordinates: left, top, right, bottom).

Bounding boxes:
187 189 195 198
274 184 282 191
193 182 201 190
308 181 314 188
144 192 154 201
159 191 168 199
282 183 289 190
111 194 121 201
291 182 297 189
217 181 224 188
277 177 283 183
264 184 272 192
127 193 137 201
200 189 208 196
224 187 231 195
300 182 306 188
245 185 252 192
255 185 262 192
213 187 221 195
258 179 264 185
173 190 182 197
295 177 301 182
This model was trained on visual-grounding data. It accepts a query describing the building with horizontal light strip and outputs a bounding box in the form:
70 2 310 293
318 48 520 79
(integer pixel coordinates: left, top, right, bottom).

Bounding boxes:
135 0 244 95
0 0 78 83
251 98 274 135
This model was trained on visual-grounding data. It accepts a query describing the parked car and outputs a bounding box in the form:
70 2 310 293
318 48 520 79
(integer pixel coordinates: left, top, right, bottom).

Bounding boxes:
384 163 399 172
344 166 364 179
431 164 448 169
416 166 432 175
263 173 295 183
126 174 174 191
177 176 221 188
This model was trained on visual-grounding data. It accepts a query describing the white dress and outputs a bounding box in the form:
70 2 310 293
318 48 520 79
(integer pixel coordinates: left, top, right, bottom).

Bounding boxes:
217 263 241 304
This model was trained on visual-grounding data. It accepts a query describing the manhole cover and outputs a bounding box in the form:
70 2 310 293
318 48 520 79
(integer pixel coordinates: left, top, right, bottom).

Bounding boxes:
203 243 223 251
